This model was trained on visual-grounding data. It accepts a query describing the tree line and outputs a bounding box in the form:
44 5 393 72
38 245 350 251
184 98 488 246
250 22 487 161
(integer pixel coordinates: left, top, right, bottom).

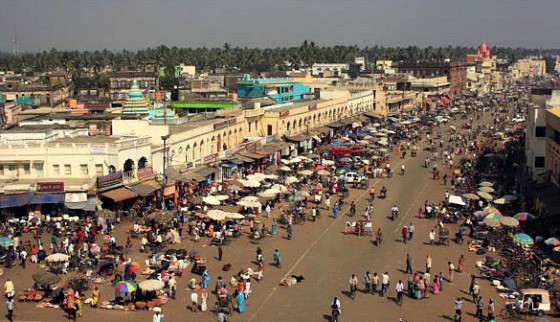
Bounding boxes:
0 41 557 78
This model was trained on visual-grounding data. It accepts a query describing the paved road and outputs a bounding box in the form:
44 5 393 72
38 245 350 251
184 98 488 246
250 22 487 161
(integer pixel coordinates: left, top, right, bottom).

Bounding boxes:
4 113 499 322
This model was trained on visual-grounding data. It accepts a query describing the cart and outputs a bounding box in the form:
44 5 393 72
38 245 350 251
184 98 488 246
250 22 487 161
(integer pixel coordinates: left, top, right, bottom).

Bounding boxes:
215 295 234 315
191 258 207 275
438 228 450 246
344 221 372 236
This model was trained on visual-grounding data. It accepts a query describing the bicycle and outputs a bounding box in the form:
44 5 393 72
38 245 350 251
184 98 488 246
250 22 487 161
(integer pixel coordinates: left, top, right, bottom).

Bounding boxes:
349 284 357 300
331 308 340 322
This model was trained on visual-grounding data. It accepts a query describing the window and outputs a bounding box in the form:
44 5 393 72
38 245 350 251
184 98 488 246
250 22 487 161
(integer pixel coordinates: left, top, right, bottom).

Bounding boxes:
64 164 71 175
95 164 104 176
535 126 546 138
0 165 4 175
53 165 60 175
267 125 273 136
80 164 88 175
534 156 545 168
23 164 30 175
248 122 252 132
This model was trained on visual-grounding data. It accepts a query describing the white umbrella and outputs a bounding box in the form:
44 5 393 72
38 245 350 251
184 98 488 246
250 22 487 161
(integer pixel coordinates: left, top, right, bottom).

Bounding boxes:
139 279 165 291
493 198 509 205
321 160 335 166
477 191 494 201
227 185 243 192
285 176 299 184
238 179 261 188
214 194 229 201
317 169 330 176
479 181 494 187
376 132 388 137
271 184 288 193
203 196 220 206
226 212 244 220
258 190 278 198
237 200 261 208
206 210 227 221
240 196 260 202
280 159 291 165
372 123 381 127
385 130 396 134
46 253 70 263
264 174 279 180
479 186 495 193
298 170 313 176
377 140 389 146
289 157 302 164
247 173 267 182
279 166 292 172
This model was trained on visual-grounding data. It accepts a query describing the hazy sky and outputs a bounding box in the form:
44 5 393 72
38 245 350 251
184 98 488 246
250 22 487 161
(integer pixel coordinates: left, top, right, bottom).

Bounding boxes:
0 0 559 52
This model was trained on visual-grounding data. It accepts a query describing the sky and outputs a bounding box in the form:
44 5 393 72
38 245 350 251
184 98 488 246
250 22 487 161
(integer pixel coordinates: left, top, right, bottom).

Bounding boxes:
0 0 559 53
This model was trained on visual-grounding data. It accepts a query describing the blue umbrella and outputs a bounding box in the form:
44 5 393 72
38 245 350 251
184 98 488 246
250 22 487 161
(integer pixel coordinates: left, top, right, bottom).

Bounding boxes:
0 237 13 247
512 233 534 246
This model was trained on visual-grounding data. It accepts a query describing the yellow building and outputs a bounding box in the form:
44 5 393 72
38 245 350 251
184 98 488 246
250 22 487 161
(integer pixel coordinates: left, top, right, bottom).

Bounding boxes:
546 108 560 187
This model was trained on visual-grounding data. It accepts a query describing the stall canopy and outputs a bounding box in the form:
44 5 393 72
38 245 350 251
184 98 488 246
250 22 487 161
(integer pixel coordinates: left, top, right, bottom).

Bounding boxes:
126 179 161 197
284 134 308 142
100 187 138 202
65 198 101 211
65 193 88 203
165 167 190 182
183 166 218 182
0 193 33 208
448 195 466 206
237 151 267 160
30 193 65 204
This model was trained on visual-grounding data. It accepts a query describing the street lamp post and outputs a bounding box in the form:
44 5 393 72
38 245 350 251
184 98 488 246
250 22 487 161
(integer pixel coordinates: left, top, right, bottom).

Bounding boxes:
161 134 170 210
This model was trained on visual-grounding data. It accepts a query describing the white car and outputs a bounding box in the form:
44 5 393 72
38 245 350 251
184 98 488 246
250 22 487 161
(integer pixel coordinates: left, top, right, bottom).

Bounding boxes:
512 117 525 123
344 172 365 184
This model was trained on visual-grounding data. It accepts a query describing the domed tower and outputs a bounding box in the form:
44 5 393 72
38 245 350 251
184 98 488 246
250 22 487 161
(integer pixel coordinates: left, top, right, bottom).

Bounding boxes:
477 40 491 59
122 79 149 115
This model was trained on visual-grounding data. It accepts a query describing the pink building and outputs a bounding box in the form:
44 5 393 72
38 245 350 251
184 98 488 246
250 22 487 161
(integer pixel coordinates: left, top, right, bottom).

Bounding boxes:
0 101 22 128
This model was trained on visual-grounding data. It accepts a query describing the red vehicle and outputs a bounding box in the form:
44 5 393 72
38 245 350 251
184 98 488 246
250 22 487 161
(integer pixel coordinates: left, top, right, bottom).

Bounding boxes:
330 145 361 156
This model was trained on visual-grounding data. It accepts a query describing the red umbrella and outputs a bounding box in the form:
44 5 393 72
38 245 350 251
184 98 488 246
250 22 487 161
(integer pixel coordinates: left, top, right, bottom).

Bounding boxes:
127 262 140 273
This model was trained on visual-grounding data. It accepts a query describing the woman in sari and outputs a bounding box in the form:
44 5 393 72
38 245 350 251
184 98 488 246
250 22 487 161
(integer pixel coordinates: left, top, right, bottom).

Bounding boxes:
237 291 245 313
271 219 278 235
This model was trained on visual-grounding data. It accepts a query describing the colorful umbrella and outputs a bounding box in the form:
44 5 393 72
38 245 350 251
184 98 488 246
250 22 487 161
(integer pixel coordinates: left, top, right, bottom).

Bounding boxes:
544 238 560 247
512 233 534 246
553 246 560 252
484 212 503 220
0 237 13 247
482 206 502 218
126 262 141 273
499 216 519 227
514 213 535 222
115 281 137 293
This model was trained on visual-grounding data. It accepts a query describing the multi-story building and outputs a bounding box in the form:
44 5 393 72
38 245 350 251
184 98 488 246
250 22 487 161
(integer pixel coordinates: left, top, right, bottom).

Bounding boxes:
108 71 159 106
546 106 560 188
311 63 349 78
526 89 558 182
236 75 311 104
394 61 471 96
512 58 547 79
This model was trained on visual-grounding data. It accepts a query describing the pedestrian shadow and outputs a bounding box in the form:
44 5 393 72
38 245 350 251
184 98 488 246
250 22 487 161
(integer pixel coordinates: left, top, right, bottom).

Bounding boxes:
438 315 455 321
341 290 354 299
396 268 408 274
322 314 334 321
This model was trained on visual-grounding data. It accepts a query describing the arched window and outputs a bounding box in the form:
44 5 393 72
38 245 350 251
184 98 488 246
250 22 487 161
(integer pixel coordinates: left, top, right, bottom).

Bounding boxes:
123 159 134 172
138 157 148 169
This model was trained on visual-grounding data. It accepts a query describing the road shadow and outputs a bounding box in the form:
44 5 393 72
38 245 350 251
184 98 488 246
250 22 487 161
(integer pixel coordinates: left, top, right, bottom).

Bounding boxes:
387 296 400 306
439 315 454 321
341 290 355 299
322 314 333 321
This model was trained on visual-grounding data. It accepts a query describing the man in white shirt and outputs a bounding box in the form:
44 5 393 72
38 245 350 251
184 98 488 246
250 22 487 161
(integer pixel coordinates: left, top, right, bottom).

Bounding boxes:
190 291 198 312
381 272 390 296
395 280 404 306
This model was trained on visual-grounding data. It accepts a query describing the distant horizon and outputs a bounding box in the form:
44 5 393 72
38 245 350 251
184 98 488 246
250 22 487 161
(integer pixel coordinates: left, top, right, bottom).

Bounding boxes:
1 42 559 55
1 0 560 52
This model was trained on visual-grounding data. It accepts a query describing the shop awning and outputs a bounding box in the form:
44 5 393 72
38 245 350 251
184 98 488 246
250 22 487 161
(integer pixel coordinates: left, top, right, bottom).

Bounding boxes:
30 193 65 204
65 193 88 203
126 180 162 197
365 111 383 119
0 193 33 208
165 167 190 182
100 187 138 202
238 151 267 160
65 198 101 211
261 142 290 155
312 126 332 135
232 154 255 163
341 118 358 126
284 134 308 142
327 122 345 128
223 158 244 165
183 166 218 182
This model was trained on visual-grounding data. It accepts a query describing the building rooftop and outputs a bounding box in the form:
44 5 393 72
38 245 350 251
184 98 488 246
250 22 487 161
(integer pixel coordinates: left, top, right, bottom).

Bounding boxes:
266 99 321 113
51 135 120 144
170 101 238 109
548 108 560 119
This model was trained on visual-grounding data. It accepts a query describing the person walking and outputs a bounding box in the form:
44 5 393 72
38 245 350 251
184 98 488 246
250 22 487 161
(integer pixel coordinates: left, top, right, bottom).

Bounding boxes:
273 249 281 268
448 261 455 282
332 202 339 219
429 229 435 245
6 297 15 322
457 254 465 273
487 298 495 320
408 223 415 240
381 272 390 296
425 254 432 273
218 246 223 262
405 253 413 274
401 226 408 244
475 296 485 320
454 297 464 322
168 275 177 300
395 280 404 306
472 281 480 303
364 271 372 293
372 273 380 295
190 291 198 312
19 249 27 269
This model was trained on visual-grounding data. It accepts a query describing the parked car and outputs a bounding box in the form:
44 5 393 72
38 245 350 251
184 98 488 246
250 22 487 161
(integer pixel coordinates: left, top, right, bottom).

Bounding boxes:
344 172 365 184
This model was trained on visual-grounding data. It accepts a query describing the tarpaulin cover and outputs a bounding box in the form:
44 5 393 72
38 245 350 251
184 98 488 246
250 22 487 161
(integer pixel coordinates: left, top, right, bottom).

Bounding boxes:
30 193 65 204
0 193 33 208
100 188 138 202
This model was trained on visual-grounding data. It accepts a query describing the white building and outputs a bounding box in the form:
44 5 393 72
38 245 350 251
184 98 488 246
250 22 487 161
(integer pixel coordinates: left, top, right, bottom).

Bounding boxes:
312 63 349 78
526 89 560 182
